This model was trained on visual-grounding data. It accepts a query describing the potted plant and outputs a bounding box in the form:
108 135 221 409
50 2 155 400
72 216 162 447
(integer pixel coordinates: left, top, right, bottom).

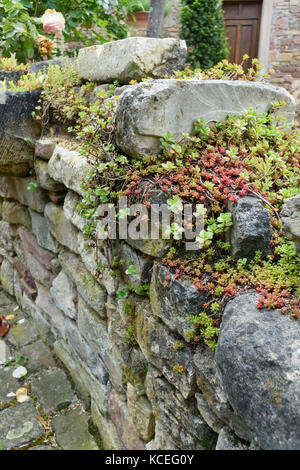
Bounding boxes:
127 0 171 26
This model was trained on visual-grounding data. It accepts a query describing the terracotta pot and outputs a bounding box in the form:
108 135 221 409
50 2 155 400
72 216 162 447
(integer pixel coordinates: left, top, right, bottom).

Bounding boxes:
127 11 149 26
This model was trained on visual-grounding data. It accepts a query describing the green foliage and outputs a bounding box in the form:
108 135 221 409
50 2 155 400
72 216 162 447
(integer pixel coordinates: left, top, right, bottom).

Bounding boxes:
180 0 229 69
5 71 45 91
37 60 300 352
0 55 28 71
0 0 128 62
173 56 274 82
0 0 41 61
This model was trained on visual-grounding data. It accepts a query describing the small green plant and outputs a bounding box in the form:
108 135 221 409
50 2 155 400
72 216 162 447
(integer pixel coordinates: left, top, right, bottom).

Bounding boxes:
173 364 186 374
0 55 28 72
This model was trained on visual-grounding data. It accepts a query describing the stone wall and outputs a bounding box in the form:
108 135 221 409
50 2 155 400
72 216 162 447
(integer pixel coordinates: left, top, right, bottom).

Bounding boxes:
269 0 300 121
0 38 299 450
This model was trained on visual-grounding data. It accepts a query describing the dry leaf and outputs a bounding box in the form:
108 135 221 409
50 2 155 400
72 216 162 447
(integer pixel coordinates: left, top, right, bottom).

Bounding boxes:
35 414 51 431
0 317 9 337
5 315 15 321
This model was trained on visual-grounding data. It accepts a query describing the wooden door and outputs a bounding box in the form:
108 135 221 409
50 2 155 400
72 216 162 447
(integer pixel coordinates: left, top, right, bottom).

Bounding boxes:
223 1 262 68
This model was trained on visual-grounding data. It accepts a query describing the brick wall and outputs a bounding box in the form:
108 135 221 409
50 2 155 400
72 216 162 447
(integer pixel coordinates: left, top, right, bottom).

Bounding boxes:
268 0 300 120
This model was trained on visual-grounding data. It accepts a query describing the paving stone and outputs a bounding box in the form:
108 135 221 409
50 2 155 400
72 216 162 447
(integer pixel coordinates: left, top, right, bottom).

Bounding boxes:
7 319 38 348
0 339 11 363
0 402 44 449
31 368 74 414
0 366 19 405
20 340 55 373
51 408 98 450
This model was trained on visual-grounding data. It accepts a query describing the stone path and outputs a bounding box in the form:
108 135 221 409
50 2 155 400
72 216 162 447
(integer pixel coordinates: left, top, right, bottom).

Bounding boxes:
0 288 101 450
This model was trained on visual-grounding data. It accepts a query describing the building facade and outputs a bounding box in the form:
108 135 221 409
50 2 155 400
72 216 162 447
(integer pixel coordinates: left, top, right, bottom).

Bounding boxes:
129 0 300 119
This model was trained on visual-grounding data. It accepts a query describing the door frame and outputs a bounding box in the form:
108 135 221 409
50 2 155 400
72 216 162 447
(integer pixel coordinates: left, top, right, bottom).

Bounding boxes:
223 0 273 71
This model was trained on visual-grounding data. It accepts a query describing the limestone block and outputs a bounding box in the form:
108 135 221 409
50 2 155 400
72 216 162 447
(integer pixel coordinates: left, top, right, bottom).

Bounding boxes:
48 145 92 196
77 37 187 83
116 79 295 158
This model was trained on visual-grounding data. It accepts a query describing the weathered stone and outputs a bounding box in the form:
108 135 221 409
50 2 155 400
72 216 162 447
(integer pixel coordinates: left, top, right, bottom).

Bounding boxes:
114 85 131 97
126 383 155 443
193 347 251 441
0 176 10 197
0 338 11 363
91 399 125 450
78 297 124 391
145 367 217 449
0 90 41 176
54 340 107 412
52 408 98 450
35 283 65 339
0 259 14 296
0 366 20 404
0 220 15 252
150 263 208 340
195 393 224 434
216 426 248 450
228 196 271 260
44 202 79 254
146 422 179 450
77 37 187 83
215 292 300 450
77 234 118 295
64 317 108 384
35 138 56 160
48 189 66 204
50 270 77 320
0 69 23 83
116 79 295 158
17 228 55 271
13 259 36 301
58 248 106 315
135 299 196 399
31 368 74 414
106 296 148 396
107 390 145 450
126 237 172 258
22 293 55 346
281 193 300 257
48 145 92 196
29 209 58 253
2 201 31 229
63 190 85 231
7 318 38 348
119 242 152 287
34 158 65 191
21 340 55 373
0 403 44 449
3 176 48 213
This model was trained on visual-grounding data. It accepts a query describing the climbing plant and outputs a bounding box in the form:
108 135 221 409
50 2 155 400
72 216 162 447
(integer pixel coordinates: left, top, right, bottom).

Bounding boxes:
180 0 229 69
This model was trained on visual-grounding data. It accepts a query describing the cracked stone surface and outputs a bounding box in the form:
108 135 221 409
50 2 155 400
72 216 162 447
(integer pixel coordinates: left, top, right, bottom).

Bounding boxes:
0 288 102 450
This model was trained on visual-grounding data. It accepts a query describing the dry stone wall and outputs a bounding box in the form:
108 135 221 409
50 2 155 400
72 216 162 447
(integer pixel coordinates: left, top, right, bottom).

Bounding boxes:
0 38 299 450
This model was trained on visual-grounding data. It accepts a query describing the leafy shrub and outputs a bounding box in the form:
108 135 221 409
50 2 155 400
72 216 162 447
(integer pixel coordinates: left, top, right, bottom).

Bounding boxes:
0 0 128 62
180 0 229 69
